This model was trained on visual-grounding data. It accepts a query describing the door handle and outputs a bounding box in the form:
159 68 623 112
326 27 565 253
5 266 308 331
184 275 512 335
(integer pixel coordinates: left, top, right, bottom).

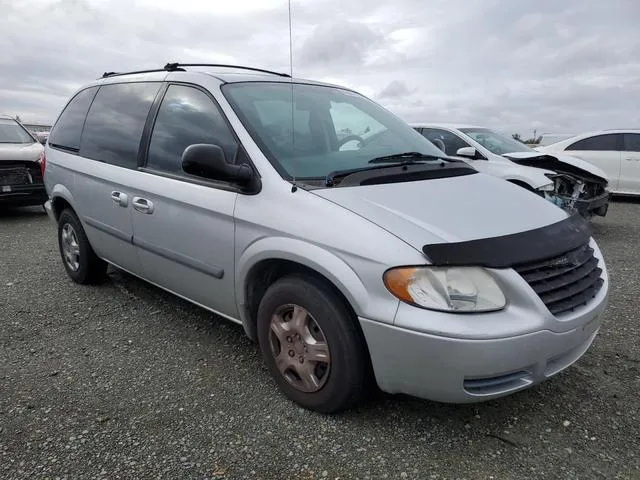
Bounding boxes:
624 157 640 161
132 196 154 214
111 191 128 207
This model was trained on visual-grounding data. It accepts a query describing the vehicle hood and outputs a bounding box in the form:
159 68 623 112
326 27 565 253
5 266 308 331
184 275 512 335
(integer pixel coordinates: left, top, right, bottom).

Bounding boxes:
0 142 43 163
312 172 568 251
501 151 608 182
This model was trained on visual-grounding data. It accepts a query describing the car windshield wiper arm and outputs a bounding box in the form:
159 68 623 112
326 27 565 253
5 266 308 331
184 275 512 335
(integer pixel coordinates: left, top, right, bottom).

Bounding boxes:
367 152 444 164
325 157 446 187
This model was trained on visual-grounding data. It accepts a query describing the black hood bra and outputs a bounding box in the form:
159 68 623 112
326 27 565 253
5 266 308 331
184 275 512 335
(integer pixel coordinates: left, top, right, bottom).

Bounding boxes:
422 213 591 268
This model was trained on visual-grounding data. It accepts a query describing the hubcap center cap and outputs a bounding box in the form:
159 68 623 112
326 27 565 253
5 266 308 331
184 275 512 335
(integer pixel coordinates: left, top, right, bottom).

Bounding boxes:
293 338 306 356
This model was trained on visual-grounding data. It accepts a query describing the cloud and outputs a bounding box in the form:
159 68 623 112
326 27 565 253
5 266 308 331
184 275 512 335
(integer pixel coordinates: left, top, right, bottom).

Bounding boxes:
378 80 414 99
1 0 639 137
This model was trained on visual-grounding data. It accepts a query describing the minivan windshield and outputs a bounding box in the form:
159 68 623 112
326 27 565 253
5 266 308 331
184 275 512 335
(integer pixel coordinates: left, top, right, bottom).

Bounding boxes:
222 82 448 180
459 127 534 155
0 118 36 144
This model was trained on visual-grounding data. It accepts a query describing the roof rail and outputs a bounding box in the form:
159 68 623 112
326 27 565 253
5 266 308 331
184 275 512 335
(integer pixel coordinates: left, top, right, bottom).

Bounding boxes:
163 62 291 77
101 66 186 79
100 63 290 80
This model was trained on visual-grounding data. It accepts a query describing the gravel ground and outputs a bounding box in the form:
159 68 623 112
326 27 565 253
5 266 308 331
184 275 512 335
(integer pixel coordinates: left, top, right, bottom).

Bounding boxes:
1 201 639 480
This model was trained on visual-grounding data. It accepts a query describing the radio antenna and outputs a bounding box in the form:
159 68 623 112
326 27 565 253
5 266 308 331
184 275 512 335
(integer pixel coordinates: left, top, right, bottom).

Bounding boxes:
288 0 294 78
288 0 297 191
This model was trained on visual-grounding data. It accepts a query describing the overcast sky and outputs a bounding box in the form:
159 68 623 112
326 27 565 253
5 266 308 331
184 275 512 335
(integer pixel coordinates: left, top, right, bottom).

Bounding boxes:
2 0 639 136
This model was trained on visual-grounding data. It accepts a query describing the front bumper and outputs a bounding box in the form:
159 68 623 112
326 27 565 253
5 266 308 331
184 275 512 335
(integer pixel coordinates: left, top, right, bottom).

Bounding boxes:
360 313 602 403
0 183 47 207
575 190 610 217
359 257 609 403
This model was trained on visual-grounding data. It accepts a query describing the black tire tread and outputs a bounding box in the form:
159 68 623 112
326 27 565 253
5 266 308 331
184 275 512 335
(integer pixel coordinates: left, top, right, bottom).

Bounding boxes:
58 208 107 284
257 273 367 413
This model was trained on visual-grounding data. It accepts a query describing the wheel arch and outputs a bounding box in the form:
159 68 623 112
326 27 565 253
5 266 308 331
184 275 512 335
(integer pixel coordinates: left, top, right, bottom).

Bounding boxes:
49 185 76 220
236 238 369 342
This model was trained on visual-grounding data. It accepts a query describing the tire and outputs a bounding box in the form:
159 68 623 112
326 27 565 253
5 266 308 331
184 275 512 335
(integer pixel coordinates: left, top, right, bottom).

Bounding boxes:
57 208 107 284
257 274 367 413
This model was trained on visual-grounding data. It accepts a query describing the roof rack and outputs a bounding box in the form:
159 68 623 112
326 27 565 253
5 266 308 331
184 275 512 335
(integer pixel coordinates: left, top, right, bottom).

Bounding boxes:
163 63 291 77
100 63 290 79
101 66 186 78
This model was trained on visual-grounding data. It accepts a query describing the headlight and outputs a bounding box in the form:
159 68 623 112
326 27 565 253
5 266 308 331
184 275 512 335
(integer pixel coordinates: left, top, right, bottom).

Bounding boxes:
537 182 555 192
383 266 506 312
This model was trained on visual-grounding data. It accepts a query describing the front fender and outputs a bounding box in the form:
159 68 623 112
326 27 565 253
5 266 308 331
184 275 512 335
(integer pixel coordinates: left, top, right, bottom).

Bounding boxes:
235 236 378 335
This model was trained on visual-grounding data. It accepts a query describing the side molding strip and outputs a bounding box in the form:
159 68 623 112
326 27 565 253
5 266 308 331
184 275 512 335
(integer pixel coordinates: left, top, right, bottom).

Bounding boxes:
133 237 224 279
84 216 133 243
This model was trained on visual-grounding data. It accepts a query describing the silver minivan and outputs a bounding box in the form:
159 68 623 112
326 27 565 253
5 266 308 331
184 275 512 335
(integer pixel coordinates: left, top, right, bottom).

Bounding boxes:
43 63 609 413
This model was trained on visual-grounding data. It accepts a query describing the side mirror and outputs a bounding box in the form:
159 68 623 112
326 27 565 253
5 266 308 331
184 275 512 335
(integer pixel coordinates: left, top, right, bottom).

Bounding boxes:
181 144 253 186
456 146 479 159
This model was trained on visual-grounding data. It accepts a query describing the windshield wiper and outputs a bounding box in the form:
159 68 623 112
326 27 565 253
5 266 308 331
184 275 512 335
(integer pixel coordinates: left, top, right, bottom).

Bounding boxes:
368 152 444 164
326 158 445 187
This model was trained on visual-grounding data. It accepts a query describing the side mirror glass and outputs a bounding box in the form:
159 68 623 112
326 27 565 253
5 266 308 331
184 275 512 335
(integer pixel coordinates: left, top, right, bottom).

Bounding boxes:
181 144 253 186
456 146 478 159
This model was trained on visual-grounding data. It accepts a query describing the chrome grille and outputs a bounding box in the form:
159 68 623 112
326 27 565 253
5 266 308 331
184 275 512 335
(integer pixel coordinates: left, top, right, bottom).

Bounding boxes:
514 243 603 316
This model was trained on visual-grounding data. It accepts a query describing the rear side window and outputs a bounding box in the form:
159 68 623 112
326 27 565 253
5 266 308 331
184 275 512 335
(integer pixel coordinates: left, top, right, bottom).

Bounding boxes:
623 133 640 152
80 82 161 168
567 134 619 151
146 85 238 174
48 87 98 152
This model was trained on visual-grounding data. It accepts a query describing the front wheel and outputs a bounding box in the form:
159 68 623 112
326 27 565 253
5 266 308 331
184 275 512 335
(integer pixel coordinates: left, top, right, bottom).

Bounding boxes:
257 274 367 413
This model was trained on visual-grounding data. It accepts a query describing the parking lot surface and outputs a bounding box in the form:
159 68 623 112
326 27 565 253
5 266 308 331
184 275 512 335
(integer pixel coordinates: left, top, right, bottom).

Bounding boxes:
1 202 639 479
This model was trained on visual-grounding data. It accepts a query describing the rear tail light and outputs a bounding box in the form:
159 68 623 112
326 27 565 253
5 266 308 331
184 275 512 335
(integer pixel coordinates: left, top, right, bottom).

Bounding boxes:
39 150 46 179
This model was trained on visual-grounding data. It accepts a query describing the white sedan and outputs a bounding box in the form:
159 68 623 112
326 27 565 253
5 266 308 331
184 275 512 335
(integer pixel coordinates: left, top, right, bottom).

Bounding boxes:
536 129 640 196
410 122 611 219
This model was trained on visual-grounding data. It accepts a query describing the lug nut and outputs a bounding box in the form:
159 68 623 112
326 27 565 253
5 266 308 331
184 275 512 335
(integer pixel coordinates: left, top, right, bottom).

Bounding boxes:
286 336 292 343
299 356 304 363
288 350 295 357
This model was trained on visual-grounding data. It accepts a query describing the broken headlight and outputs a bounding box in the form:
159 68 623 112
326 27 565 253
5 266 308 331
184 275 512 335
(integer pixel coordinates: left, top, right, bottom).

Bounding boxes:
537 182 555 192
383 266 506 312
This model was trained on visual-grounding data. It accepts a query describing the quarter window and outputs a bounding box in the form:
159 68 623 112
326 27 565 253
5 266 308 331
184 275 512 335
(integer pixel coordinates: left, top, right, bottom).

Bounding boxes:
623 133 640 152
146 85 238 174
48 87 98 152
80 82 161 168
567 134 619 152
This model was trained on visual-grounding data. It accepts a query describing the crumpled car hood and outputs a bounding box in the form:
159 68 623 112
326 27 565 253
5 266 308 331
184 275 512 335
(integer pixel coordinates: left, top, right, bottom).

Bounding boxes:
0 142 43 163
502 151 608 182
313 172 568 251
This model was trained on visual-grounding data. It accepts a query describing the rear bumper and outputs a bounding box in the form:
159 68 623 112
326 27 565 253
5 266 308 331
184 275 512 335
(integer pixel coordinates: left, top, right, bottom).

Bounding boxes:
44 199 55 221
0 184 47 207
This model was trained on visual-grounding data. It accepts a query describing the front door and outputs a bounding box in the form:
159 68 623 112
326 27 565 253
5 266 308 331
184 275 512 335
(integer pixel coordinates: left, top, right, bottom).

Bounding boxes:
619 133 640 194
130 83 240 318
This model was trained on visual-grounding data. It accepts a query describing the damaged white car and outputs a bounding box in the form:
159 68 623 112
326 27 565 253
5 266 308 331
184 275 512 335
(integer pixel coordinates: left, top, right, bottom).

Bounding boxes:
411 123 610 219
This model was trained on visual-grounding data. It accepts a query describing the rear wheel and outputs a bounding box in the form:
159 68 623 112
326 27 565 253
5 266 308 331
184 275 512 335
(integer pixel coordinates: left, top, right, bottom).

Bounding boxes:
257 274 367 413
57 208 107 284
